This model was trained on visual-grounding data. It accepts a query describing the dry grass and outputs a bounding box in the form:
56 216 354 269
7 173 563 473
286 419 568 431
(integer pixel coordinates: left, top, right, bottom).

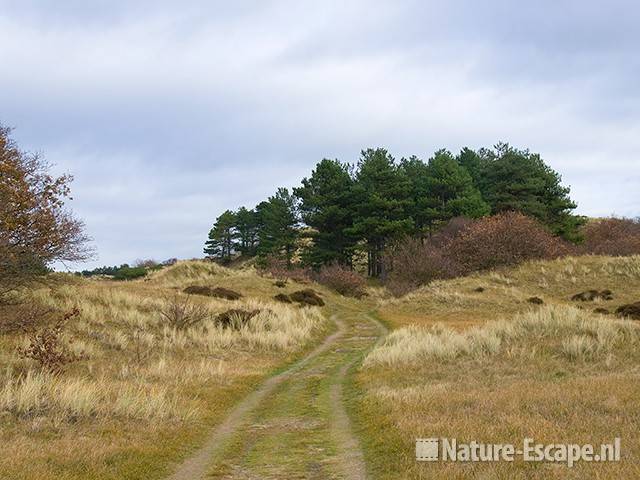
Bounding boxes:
365 305 639 367
0 260 328 479
356 255 640 479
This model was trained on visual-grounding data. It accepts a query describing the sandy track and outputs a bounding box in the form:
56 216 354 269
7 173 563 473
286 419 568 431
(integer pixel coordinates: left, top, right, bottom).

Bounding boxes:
166 306 384 480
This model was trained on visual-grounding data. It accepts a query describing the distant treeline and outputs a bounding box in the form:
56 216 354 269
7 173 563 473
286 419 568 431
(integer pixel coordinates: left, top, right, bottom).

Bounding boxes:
79 258 176 280
204 143 583 277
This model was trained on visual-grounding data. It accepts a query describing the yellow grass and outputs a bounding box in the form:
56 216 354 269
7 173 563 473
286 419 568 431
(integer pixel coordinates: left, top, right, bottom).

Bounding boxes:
0 260 329 479
356 255 640 479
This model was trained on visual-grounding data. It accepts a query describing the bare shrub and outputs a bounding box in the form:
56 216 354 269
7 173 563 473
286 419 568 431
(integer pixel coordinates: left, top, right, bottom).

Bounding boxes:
384 237 460 296
159 294 211 330
17 308 82 374
258 255 311 283
314 263 366 298
134 258 158 268
581 217 640 256
445 212 570 274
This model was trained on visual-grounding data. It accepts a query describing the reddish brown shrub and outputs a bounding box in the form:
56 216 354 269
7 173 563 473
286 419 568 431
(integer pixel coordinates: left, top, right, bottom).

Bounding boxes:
314 263 367 298
383 237 460 296
17 308 82 374
257 256 311 283
581 217 640 256
445 212 570 274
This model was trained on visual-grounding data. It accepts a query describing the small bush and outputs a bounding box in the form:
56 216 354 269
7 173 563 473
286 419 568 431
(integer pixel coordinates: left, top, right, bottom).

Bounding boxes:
258 255 311 283
159 294 211 330
273 293 292 303
445 212 570 274
581 217 640 256
616 302 640 320
384 237 460 296
183 285 242 300
215 309 260 329
17 308 82 374
289 289 325 307
314 263 366 298
113 266 148 281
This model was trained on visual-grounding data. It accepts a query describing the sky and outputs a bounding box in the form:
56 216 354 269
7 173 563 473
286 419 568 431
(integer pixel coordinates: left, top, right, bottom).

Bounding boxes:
1 0 638 269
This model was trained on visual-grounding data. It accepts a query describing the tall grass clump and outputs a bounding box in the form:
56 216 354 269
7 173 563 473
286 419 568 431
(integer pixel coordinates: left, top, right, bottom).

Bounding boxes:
364 305 640 367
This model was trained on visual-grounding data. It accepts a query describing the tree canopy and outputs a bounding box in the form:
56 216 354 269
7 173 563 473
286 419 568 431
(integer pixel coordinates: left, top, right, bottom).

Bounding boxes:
0 125 92 298
203 142 582 276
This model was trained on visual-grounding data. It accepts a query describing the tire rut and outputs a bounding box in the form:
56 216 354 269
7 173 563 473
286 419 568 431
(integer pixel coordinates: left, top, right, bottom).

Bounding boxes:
165 305 385 480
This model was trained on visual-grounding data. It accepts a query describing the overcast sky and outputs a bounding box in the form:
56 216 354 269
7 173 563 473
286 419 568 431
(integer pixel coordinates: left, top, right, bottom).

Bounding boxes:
1 0 638 269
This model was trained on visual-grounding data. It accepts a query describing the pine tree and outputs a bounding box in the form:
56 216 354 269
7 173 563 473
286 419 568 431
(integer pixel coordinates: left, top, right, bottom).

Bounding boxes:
204 210 236 261
256 188 299 264
294 159 357 268
476 143 584 241
400 155 432 239
422 149 489 233
348 148 413 277
233 206 259 256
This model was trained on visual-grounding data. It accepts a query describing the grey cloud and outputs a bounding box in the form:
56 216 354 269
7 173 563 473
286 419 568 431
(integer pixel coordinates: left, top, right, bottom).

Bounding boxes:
0 0 638 269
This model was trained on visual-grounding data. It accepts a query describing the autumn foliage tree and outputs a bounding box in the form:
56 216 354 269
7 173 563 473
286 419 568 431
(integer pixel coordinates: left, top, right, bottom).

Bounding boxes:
0 125 91 300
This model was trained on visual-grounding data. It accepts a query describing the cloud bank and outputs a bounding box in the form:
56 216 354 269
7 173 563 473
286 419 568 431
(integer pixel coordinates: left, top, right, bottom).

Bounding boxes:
1 0 638 268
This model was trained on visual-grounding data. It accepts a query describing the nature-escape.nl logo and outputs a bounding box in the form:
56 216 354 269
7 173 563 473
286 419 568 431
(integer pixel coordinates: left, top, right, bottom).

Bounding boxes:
416 437 621 467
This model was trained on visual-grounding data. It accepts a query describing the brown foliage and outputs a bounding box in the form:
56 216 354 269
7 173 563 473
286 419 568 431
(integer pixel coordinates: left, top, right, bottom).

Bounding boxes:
215 309 260 329
258 255 311 283
183 285 242 300
159 294 211 330
445 212 570 274
17 308 82 374
273 293 292 303
581 217 640 256
383 236 461 296
0 125 92 299
384 213 571 296
314 263 366 298
289 289 325 307
615 302 640 320
571 289 613 302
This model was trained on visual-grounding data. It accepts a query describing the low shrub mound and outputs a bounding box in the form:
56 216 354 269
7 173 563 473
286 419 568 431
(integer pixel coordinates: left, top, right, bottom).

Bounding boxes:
273 293 292 303
274 280 287 288
183 285 213 296
527 296 544 305
384 212 570 295
183 286 242 300
616 302 640 320
582 217 640 256
314 263 366 298
215 309 261 329
571 289 613 301
384 236 460 296
445 212 570 274
289 289 325 307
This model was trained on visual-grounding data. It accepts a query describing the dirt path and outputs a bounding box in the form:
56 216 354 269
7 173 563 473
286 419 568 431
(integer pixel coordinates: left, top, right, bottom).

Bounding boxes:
166 302 385 480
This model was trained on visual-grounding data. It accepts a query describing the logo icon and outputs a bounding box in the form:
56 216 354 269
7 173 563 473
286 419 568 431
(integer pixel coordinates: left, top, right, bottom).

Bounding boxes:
416 438 439 461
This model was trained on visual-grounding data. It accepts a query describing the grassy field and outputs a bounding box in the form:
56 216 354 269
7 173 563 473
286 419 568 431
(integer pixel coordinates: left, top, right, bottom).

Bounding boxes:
0 261 330 480
354 255 640 479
